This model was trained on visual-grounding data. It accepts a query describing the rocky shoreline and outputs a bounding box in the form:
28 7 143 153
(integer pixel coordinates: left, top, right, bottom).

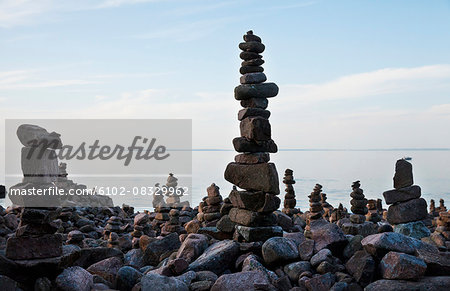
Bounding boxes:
0 31 449 291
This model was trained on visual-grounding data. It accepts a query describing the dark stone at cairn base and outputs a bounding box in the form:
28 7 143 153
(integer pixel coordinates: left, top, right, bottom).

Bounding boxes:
240 98 268 109
240 72 267 84
238 107 270 121
234 153 270 164
229 208 277 226
394 159 413 189
0 185 5 198
229 190 280 213
236 225 283 242
233 137 277 153
386 198 427 224
6 234 63 260
234 83 279 100
240 117 271 141
240 66 264 75
239 42 265 53
383 185 421 205
224 162 280 194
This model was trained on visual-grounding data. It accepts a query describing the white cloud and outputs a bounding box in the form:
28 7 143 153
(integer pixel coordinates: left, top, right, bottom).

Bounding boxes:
281 64 450 104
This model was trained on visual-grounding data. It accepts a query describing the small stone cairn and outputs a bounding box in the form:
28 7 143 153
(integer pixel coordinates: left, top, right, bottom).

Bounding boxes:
304 184 324 238
366 199 381 223
197 184 223 227
224 30 282 242
282 169 299 216
320 192 333 219
382 159 429 238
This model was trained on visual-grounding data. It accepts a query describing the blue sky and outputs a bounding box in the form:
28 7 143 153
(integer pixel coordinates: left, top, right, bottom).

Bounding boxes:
1 0 450 151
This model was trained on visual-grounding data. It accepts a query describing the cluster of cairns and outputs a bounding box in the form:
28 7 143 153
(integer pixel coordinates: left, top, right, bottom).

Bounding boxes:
383 159 430 239
329 203 348 223
320 192 333 219
282 169 300 216
304 184 324 237
224 30 282 242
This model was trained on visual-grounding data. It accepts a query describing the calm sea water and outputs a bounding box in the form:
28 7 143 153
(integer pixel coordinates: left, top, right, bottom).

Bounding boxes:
2 150 450 212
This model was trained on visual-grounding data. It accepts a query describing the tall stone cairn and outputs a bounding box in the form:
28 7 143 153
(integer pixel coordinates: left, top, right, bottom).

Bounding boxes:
224 30 282 242
382 159 427 225
282 169 299 216
304 184 324 237
349 180 368 224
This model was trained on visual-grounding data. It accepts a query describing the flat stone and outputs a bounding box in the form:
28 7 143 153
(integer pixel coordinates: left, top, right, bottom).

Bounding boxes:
380 251 426 280
262 237 299 264
415 248 450 276
240 72 267 84
304 273 336 291
393 159 413 189
383 185 421 205
6 234 62 260
142 233 181 265
216 215 236 233
309 219 347 254
124 248 145 268
238 108 271 121
86 257 122 283
229 190 280 213
310 249 333 268
235 225 283 242
224 162 279 194
234 152 270 164
241 58 265 66
386 198 427 224
235 83 279 100
188 240 239 275
239 51 262 61
73 247 123 268
233 137 277 153
21 147 59 184
240 117 271 141
228 208 276 226
17 124 62 149
239 41 265 53
284 261 311 282
298 239 315 261
240 97 268 109
345 250 376 287
211 271 272 291
240 66 264 75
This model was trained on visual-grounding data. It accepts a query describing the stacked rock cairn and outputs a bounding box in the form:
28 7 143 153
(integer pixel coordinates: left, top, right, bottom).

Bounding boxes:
429 199 439 217
433 211 450 249
382 159 429 237
151 183 170 233
131 213 150 248
366 199 381 223
320 191 333 219
304 184 324 238
161 209 185 235
330 203 346 223
6 125 63 260
197 183 223 227
438 199 447 212
224 30 282 242
282 169 299 216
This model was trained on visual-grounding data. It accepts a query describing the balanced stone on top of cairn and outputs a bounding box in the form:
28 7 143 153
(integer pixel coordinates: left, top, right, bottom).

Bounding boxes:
382 159 429 239
282 169 299 216
197 183 223 227
224 30 282 242
304 184 324 238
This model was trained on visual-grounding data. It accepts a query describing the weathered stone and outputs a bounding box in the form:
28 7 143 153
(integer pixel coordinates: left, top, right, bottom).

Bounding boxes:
309 219 347 254
196 271 218 282
233 137 277 153
216 215 236 233
17 124 62 149
240 97 268 109
415 248 450 276
55 266 93 291
298 239 315 261
274 211 294 231
345 250 376 286
235 225 283 242
240 66 264 75
393 159 413 189
365 276 450 291
0 275 20 291
238 108 271 121
234 152 270 164
386 198 427 224
239 51 262 61
343 235 363 260
241 58 265 67
6 234 62 260
224 162 279 194
310 249 333 268
86 257 123 283
241 254 277 281
211 271 272 291
239 41 265 53
393 221 430 239
73 247 123 268
304 272 336 291
229 190 280 213
117 266 142 291
240 117 271 141
240 72 267 84
124 248 145 269
191 280 213 291
262 237 299 264
228 208 276 226
383 185 421 205
284 261 312 282
243 31 262 42
141 273 188 291
143 233 181 265
176 234 209 264
380 251 426 280
235 83 279 100
188 240 239 275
